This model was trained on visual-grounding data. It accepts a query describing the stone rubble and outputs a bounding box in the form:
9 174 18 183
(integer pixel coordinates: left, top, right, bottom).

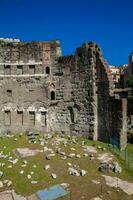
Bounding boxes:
51 173 57 179
97 153 113 163
99 161 122 173
83 146 97 154
0 134 129 199
20 170 24 175
7 181 12 187
27 175 31 179
0 181 3 188
68 167 87 177
80 169 87 176
44 164 50 170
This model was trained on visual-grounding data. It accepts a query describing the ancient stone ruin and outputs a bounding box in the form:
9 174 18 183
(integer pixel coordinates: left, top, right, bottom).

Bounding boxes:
0 39 128 149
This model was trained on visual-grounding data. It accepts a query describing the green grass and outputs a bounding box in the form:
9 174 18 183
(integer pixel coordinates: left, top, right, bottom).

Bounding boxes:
0 134 132 200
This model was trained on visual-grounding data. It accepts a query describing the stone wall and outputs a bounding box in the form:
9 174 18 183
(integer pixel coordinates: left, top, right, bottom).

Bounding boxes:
0 39 128 149
0 40 62 135
57 42 128 149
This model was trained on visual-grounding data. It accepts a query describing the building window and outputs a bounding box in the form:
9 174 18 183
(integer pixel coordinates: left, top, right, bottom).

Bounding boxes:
4 65 11 75
29 65 35 74
7 90 12 97
17 111 23 125
29 111 35 125
46 66 50 74
41 112 47 126
4 111 11 126
17 65 23 75
51 91 55 100
68 107 75 123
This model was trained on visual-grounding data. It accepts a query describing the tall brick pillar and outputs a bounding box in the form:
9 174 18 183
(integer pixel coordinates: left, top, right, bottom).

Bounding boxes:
120 98 127 150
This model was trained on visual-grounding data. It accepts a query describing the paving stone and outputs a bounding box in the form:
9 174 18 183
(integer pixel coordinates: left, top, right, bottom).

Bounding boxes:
27 194 39 200
0 192 13 200
14 148 42 158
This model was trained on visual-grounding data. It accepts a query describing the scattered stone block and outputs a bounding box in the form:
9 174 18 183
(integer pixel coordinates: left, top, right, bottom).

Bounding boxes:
99 161 122 173
60 152 66 156
51 173 57 179
84 146 97 154
7 180 12 187
76 154 81 158
44 165 50 170
31 181 38 184
92 180 100 185
113 162 122 173
46 155 51 160
68 167 80 176
70 148 75 151
27 175 31 179
80 169 87 176
68 153 75 158
83 153 88 157
8 158 18 164
23 160 28 164
3 180 8 184
67 162 72 166
61 156 67 160
60 183 69 189
7 165 13 168
0 181 3 188
21 164 26 168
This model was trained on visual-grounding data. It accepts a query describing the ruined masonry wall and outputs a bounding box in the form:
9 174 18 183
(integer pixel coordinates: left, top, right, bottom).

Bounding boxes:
0 40 128 149
0 41 63 135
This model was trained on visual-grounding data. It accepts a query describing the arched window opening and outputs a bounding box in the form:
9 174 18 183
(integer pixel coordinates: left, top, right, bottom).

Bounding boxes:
51 91 55 100
46 66 50 74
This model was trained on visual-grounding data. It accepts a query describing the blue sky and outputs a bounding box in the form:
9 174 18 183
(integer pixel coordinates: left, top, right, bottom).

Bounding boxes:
0 0 133 65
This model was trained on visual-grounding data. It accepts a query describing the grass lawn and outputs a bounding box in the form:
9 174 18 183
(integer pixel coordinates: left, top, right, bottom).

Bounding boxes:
0 133 133 200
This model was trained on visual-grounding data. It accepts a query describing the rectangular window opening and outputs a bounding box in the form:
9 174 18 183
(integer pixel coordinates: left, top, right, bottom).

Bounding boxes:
17 65 23 75
17 111 23 125
29 111 35 125
7 90 12 97
41 111 47 126
4 111 11 126
29 65 35 74
4 65 11 75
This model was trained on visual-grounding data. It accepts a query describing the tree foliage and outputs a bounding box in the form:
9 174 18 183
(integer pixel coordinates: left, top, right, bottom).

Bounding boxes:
127 75 133 88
